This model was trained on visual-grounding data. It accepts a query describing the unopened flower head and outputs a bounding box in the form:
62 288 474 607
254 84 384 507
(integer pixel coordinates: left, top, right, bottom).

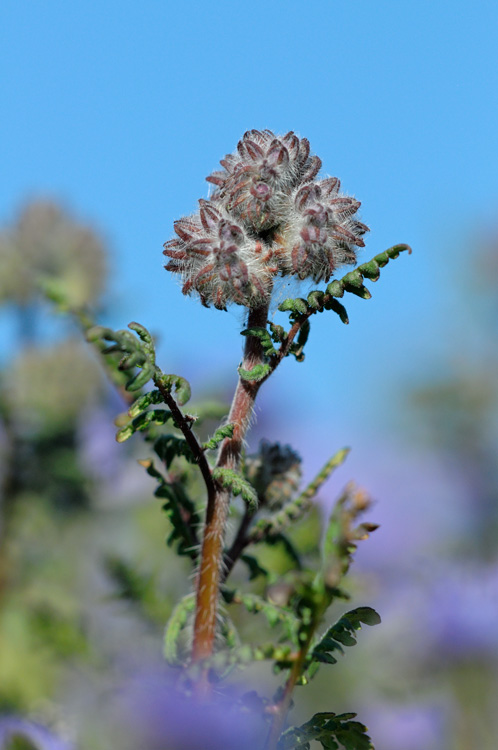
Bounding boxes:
164 130 368 308
245 440 302 510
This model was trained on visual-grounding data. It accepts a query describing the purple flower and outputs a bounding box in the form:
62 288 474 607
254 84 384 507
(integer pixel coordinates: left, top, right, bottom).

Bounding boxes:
108 668 267 750
77 403 148 506
361 701 450 750
423 560 498 660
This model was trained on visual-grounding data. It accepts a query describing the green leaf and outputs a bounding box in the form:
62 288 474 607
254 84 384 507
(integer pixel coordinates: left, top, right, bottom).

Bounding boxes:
125 362 155 391
202 423 235 451
141 457 199 558
322 243 411 309
115 408 173 442
128 389 164 418
323 297 349 324
212 468 258 508
320 482 376 589
241 327 277 356
156 373 192 405
278 297 308 315
325 280 344 298
357 259 380 281
296 318 310 352
153 434 195 467
238 363 271 382
308 607 381 670
341 269 364 288
128 320 154 346
343 282 371 300
163 594 196 664
278 712 374 750
226 590 299 636
269 322 286 342
307 290 325 310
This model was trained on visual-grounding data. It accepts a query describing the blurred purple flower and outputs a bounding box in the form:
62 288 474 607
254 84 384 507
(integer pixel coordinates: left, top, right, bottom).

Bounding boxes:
77 403 148 506
0 717 74 750
109 668 267 750
424 560 498 660
362 701 450 750
77 404 123 482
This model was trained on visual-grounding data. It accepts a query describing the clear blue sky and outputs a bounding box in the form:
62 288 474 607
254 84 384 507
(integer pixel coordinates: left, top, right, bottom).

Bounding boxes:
1 0 497 460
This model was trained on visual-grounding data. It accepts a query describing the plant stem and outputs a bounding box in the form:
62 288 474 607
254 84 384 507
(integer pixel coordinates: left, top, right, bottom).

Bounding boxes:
191 302 270 665
264 629 315 750
154 375 216 501
221 504 255 582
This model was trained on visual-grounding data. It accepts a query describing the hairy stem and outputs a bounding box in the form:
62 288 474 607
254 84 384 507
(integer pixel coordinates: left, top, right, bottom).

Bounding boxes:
221 504 255 582
154 375 216 501
192 302 270 665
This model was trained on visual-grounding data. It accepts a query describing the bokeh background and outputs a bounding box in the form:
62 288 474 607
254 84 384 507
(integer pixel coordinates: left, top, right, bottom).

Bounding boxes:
1 1 498 748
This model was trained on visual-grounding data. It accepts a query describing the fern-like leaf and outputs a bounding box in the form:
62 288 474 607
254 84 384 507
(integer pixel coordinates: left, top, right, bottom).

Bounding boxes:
278 712 374 750
212 468 258 508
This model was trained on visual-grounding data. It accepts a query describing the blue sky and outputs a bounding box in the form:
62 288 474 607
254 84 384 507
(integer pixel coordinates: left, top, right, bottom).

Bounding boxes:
1 0 497 463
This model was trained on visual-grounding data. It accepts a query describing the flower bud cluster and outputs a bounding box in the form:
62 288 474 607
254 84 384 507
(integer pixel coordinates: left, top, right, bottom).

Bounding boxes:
244 440 302 510
164 130 368 308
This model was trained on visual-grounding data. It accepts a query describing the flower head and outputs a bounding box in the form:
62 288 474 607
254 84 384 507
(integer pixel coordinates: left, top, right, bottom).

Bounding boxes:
244 440 302 509
164 130 368 308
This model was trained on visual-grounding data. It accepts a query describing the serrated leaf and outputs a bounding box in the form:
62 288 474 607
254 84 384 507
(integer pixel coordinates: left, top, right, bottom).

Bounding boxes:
202 423 235 451
212 468 258 507
278 712 373 750
310 607 381 665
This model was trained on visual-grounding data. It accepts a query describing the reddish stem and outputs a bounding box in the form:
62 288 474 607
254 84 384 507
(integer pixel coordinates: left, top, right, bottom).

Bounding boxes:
191 303 269 665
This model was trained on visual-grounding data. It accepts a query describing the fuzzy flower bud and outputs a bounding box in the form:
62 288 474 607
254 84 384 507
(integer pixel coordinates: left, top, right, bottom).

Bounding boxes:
164 200 278 309
164 130 368 308
244 440 302 510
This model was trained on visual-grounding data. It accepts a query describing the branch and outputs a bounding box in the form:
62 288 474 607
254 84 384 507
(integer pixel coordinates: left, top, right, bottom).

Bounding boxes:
153 375 216 503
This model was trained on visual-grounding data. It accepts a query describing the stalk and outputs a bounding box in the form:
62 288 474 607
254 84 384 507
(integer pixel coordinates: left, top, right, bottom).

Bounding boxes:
191 302 270 664
264 631 314 750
